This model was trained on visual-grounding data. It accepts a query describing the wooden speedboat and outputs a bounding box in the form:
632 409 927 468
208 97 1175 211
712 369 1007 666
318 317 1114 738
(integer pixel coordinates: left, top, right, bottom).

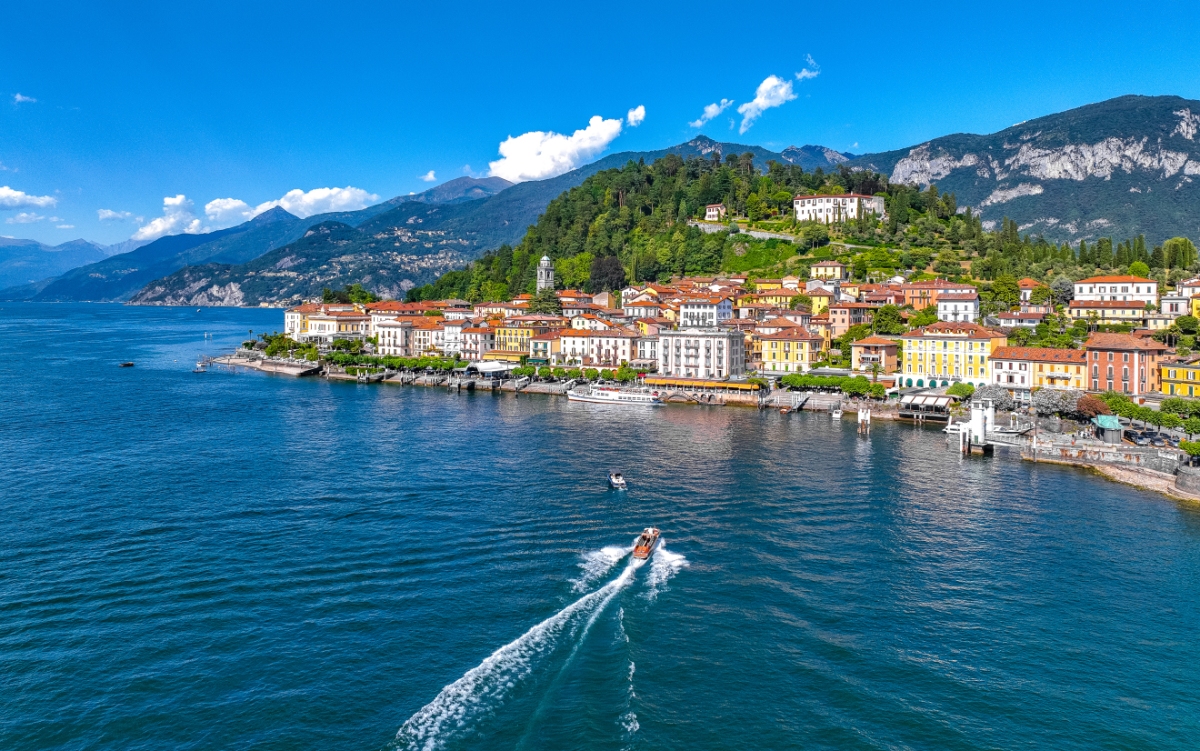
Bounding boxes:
632 527 660 559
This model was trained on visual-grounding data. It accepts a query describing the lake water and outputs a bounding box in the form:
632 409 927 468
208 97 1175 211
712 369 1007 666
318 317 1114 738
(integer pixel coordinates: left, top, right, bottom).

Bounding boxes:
2 303 1199 751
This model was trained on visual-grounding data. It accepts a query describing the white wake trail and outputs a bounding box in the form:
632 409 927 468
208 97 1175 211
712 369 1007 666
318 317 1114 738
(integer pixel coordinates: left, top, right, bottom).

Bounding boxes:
395 557 643 751
571 546 631 592
642 543 688 602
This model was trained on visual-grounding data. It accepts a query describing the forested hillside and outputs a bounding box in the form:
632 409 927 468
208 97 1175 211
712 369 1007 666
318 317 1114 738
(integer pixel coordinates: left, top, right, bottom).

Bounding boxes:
408 150 1200 305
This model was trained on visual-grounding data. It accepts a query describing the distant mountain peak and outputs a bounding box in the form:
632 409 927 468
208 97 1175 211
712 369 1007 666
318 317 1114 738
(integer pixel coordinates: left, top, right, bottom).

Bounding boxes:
249 206 298 225
782 144 854 166
389 176 514 207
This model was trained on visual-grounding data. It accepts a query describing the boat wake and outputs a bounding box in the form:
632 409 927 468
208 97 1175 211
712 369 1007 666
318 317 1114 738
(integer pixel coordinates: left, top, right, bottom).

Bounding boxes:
394 554 648 751
642 543 688 602
571 546 631 592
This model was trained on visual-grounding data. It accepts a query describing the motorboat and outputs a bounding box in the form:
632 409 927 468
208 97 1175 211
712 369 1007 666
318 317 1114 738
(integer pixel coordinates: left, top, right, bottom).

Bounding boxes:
119 362 134 367
632 527 660 559
609 472 628 490
193 359 207 373
944 420 964 434
568 386 663 406
831 408 843 419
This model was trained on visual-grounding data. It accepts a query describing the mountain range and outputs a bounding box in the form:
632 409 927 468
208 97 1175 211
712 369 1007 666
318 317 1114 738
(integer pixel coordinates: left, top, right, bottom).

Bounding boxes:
845 94 1200 241
7 94 1200 306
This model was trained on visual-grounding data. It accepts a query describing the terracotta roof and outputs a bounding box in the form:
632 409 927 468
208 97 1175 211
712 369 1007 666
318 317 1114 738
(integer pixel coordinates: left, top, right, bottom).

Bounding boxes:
902 279 974 290
1069 300 1148 309
991 347 1086 363
829 302 880 309
852 335 899 346
461 328 492 335
530 331 562 341
903 321 1003 340
1017 277 1044 289
759 329 823 341
1077 275 1156 284
812 260 846 267
937 293 979 302
1084 333 1167 351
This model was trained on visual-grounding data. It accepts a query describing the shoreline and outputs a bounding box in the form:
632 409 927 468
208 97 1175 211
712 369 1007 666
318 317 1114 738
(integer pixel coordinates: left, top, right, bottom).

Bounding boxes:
216 352 1199 505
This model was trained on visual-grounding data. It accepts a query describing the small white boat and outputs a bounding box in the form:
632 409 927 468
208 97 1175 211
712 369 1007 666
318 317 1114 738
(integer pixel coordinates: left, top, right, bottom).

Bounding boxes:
568 386 663 406
193 359 207 373
944 421 964 434
632 527 660 559
831 408 843 419
609 472 628 490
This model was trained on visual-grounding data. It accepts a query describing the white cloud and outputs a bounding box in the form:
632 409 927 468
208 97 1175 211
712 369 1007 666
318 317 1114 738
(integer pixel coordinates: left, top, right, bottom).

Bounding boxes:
5 212 45 224
626 105 645 127
737 75 797 134
689 99 734 128
13 93 36 104
57 224 74 229
0 161 10 172
133 195 202 241
252 186 378 219
488 115 624 183
97 209 134 221
0 185 57 209
421 170 437 182
796 54 821 81
203 186 380 228
203 198 253 225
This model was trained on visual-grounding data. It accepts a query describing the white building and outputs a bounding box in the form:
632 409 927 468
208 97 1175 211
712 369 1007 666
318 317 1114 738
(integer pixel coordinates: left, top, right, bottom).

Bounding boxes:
376 319 412 356
635 336 659 369
679 296 733 328
1073 275 1158 305
461 327 495 361
558 329 639 367
1160 294 1190 319
658 328 745 380
794 193 885 224
536 255 555 292
937 292 980 322
704 203 727 221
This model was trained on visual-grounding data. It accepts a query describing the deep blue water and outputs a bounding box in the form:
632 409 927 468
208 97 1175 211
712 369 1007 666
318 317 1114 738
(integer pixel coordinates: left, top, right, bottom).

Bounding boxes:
2 302 1199 751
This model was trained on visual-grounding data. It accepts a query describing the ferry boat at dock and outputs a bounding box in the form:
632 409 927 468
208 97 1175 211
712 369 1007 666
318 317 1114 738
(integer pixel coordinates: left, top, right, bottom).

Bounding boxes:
632 527 660 559
567 386 663 406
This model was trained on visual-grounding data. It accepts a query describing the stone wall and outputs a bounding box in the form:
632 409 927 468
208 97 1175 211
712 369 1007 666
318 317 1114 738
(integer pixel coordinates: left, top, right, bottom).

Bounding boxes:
1023 440 1182 475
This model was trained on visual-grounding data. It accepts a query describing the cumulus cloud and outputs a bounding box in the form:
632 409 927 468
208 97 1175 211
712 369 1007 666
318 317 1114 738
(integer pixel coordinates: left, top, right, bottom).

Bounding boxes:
133 195 202 241
488 115 624 183
203 197 253 225
0 185 57 209
13 93 36 104
626 105 645 127
5 212 45 224
689 99 734 128
202 186 380 229
420 170 437 182
97 209 133 221
796 54 821 81
737 76 797 134
57 224 74 229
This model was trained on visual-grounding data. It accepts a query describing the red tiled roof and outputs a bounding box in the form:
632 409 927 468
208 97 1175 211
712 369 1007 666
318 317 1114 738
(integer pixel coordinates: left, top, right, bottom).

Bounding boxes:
991 347 1086 363
852 335 899 346
1069 300 1147 309
903 321 1003 339
1077 275 1156 284
937 293 979 301
1084 333 1167 351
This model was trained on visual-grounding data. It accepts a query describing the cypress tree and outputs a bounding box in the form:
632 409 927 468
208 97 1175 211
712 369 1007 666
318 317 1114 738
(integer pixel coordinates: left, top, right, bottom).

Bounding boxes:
1151 244 1165 269
1096 238 1114 268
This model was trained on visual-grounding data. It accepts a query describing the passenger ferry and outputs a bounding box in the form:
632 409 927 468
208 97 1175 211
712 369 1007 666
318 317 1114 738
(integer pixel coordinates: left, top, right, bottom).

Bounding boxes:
567 386 663 406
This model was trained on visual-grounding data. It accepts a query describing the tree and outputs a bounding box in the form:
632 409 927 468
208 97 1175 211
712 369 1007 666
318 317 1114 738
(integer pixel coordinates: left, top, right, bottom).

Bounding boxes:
872 304 907 334
1164 237 1198 269
527 287 562 314
1161 413 1183 430
790 294 812 310
1184 416 1200 439
909 306 939 328
1029 285 1053 304
1050 274 1074 305
1076 394 1111 418
992 275 1020 307
1178 315 1199 335
1129 260 1150 278
585 368 600 381
589 255 627 292
538 366 552 379
947 382 975 398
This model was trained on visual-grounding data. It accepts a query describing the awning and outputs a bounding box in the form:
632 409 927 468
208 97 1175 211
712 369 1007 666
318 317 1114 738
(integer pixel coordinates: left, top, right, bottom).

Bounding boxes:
900 394 953 408
1092 415 1122 430
474 361 512 374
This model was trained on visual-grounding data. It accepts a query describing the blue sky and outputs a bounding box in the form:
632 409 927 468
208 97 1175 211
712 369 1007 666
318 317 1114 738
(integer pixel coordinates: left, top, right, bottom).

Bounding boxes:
4 0 1200 245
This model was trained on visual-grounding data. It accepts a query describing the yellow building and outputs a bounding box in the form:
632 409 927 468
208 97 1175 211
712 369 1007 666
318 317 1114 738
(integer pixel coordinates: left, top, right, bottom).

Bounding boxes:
808 289 834 314
754 290 795 307
810 260 848 281
899 321 1007 388
760 329 826 373
753 278 784 291
1162 359 1200 396
990 346 1087 391
1068 300 1147 323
